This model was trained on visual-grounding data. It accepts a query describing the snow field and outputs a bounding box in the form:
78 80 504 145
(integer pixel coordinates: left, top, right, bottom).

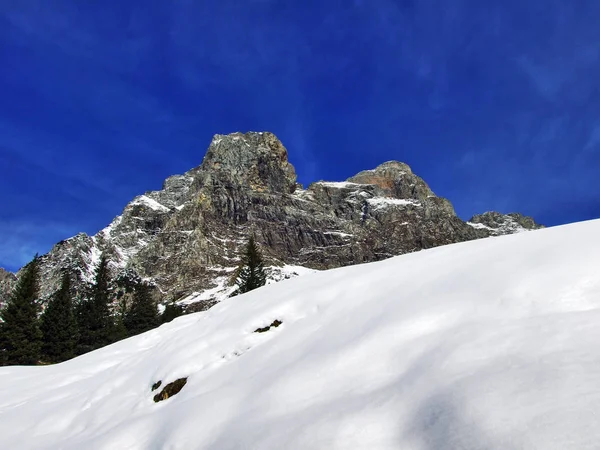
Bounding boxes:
0 219 600 449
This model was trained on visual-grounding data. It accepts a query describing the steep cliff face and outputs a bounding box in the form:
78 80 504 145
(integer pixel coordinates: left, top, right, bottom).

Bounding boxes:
7 132 543 307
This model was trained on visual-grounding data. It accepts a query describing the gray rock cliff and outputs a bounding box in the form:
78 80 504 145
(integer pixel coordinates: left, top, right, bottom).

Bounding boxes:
8 132 543 308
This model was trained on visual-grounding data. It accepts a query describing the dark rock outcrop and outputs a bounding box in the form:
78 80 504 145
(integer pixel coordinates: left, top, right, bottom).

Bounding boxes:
255 320 283 333
16 132 542 307
153 378 187 402
467 212 544 237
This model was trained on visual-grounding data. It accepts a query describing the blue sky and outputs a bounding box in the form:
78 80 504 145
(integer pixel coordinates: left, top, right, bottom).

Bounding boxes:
1 1 599 272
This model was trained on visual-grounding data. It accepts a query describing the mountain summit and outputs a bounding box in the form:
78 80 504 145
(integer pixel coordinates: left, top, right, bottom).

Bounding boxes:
199 132 297 195
1 132 543 307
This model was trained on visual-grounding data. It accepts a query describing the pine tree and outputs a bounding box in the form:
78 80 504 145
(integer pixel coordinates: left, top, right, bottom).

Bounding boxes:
124 283 159 336
0 256 42 365
75 298 94 355
92 254 115 346
112 314 129 342
111 296 129 343
40 271 78 363
235 236 267 295
76 254 114 353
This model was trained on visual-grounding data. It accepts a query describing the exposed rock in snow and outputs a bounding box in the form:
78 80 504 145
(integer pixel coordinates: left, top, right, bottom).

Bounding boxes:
152 377 187 403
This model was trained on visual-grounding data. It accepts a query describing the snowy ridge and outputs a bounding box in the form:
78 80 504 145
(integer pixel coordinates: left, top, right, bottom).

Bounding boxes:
129 195 171 213
2 219 600 449
98 215 122 239
69 175 194 284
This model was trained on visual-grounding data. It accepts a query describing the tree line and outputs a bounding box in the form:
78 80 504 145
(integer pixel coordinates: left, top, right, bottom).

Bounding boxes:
0 254 182 366
0 235 266 366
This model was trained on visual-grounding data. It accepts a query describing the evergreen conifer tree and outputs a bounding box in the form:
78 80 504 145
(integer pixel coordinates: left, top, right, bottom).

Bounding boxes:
76 254 114 353
124 283 159 336
92 254 114 346
0 255 42 365
235 236 267 295
75 297 94 355
40 271 78 363
111 296 129 343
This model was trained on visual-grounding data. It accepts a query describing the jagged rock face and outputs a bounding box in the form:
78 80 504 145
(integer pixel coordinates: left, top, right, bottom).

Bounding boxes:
349 161 437 203
18 131 542 305
196 132 297 195
0 268 16 306
467 212 544 237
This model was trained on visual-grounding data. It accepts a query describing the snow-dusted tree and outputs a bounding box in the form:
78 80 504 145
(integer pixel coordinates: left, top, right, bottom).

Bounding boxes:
77 254 114 353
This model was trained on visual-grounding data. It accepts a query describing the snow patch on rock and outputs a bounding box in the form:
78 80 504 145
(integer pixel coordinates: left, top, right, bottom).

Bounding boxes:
315 181 364 189
130 195 171 213
367 197 422 210
467 221 494 231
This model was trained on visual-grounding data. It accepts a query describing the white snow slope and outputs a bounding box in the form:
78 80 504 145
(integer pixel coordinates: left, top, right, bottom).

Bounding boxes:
2 219 600 449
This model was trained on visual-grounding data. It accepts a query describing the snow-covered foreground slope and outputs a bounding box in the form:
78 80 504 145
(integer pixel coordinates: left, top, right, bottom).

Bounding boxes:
2 220 600 449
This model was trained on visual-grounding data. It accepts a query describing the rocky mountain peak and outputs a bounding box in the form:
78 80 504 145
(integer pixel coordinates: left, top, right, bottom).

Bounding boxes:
347 160 435 202
8 131 544 310
197 131 297 194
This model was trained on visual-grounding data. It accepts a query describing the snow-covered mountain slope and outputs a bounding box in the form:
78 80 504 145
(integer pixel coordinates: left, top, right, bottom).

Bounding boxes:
1 220 600 449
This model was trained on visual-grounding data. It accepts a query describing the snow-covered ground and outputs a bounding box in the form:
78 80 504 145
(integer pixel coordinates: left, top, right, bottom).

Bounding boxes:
175 265 318 307
2 219 600 449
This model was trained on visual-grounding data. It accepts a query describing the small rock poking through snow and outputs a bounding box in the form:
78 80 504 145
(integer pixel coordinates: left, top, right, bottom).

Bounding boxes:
153 378 188 403
254 320 283 333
